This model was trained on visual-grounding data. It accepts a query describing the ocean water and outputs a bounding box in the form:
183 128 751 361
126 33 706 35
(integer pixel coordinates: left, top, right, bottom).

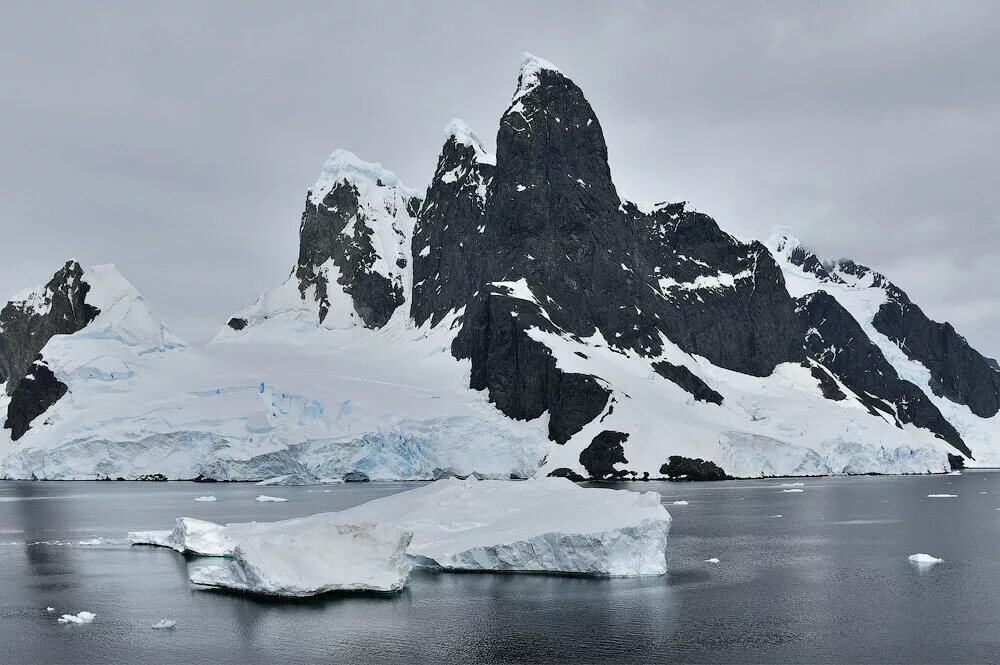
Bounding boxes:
0 472 997 663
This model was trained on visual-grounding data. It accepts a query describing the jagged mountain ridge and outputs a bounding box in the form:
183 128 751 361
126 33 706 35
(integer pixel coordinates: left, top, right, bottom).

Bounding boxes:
1 53 996 480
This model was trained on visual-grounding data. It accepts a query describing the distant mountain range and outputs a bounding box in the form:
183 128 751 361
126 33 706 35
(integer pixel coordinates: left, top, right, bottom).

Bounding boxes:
2 53 996 481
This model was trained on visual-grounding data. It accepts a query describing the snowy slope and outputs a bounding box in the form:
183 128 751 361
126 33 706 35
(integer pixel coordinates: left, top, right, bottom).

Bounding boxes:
767 226 1000 467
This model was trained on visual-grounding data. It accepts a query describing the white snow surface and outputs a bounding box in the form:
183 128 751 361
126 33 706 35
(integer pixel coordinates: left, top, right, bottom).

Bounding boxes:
444 119 496 166
130 477 672 577
190 521 413 596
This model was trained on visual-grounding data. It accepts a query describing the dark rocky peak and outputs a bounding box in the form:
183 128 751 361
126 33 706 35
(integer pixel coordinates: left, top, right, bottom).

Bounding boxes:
411 120 496 327
631 205 806 376
0 260 99 397
295 149 421 328
469 52 657 354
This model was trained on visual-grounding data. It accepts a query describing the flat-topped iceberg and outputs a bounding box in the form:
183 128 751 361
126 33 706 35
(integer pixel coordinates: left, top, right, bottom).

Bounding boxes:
190 522 412 596
129 478 671 581
334 477 671 576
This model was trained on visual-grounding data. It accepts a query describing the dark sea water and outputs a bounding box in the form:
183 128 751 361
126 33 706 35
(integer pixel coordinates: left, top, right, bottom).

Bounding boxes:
0 472 997 664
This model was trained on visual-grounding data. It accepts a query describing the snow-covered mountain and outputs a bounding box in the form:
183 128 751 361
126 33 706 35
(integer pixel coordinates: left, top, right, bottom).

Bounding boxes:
1 53 995 480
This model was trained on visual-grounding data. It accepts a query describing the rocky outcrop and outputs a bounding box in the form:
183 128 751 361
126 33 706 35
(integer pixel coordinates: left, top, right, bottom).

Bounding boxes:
651 360 724 405
659 456 731 481
579 430 629 479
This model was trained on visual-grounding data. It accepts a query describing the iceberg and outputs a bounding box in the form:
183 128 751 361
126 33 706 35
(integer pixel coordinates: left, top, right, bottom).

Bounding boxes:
194 496 217 502
254 495 289 503
58 611 96 624
190 522 412 597
908 553 943 564
131 478 672 578
151 620 176 629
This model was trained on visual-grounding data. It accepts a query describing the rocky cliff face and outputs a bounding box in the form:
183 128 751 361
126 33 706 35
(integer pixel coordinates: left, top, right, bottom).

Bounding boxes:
0 261 99 439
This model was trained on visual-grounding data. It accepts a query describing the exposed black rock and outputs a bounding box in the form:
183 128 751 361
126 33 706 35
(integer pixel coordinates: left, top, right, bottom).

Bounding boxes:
0 261 100 439
411 126 493 328
947 453 965 471
659 455 732 481
227 317 247 331
796 291 970 457
652 360 724 405
631 202 806 376
579 430 630 479
872 286 1000 418
136 473 168 482
454 290 610 444
547 467 586 482
295 172 419 328
805 362 847 401
342 470 370 482
4 361 68 441
0 260 99 398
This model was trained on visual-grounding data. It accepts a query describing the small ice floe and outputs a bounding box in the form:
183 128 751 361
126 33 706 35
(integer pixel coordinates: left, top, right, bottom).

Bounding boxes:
948 471 962 476
927 494 957 498
781 489 804 493
772 514 783 518
704 558 720 564
254 495 289 503
46 607 55 612
908 553 943 565
58 611 96 624
194 496 217 502
671 500 689 505
151 620 176 630
78 538 102 545
780 482 804 487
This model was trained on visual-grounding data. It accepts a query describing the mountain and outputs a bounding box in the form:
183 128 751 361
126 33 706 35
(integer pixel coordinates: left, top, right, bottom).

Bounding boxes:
1 53 995 480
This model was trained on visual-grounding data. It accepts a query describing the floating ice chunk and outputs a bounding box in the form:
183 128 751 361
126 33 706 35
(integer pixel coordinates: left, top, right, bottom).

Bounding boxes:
908 553 943 564
190 522 412 597
78 538 102 545
151 620 176 629
58 611 96 624
254 495 290 503
46 607 55 612
780 482 805 487
671 500 689 506
194 496 217 502
772 515 783 518
781 489 804 493
927 494 958 498
704 558 720 563
128 517 234 556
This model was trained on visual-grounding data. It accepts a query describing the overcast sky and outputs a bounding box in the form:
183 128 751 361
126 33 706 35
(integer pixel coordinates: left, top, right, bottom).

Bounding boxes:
2 1 998 353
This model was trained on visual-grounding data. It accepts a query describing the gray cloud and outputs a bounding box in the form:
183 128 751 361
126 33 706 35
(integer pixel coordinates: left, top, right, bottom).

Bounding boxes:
2 0 998 353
